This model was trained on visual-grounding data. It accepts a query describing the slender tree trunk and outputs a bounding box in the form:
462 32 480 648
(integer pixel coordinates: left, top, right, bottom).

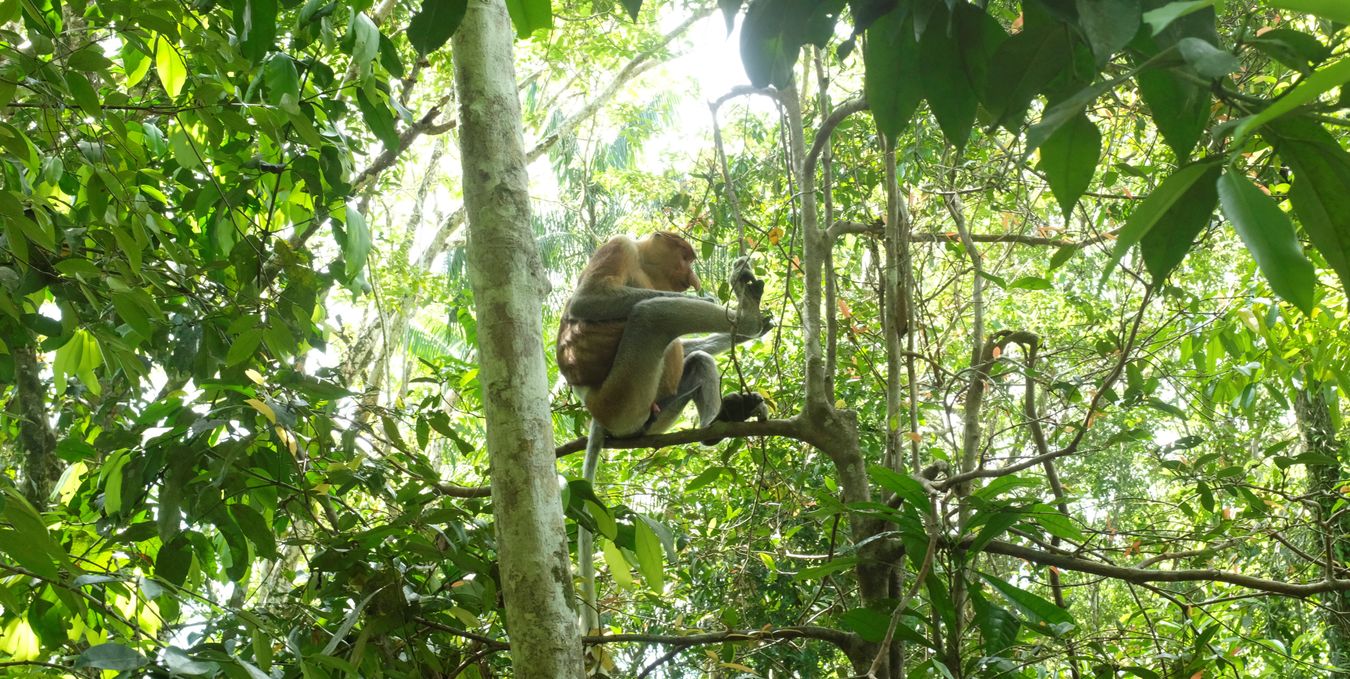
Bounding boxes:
14 343 60 509
1295 384 1350 673
453 1 583 676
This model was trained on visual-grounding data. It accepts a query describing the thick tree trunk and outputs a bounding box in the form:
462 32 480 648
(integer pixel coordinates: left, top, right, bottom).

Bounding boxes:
1295 384 1350 673
452 1 584 676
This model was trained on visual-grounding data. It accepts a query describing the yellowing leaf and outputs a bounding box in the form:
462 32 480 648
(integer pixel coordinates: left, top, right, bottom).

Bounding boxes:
153 34 187 98
244 368 265 385
245 398 276 424
601 539 634 590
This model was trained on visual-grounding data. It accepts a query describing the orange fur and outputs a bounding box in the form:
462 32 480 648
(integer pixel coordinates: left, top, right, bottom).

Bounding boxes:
556 233 698 398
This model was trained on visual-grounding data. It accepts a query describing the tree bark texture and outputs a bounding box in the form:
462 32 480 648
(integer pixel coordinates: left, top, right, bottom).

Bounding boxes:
452 1 584 676
13 343 60 509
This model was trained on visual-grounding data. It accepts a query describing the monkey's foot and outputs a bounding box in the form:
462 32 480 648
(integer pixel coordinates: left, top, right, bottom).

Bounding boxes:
729 257 765 304
702 393 768 445
728 257 765 336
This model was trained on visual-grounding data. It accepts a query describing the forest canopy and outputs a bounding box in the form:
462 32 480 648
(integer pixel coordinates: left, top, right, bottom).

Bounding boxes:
3 0 1350 677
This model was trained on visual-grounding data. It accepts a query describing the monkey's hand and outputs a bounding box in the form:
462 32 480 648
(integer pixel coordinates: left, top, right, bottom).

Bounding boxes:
735 311 773 340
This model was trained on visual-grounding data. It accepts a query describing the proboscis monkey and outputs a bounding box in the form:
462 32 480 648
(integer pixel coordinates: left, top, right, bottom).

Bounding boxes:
556 232 770 438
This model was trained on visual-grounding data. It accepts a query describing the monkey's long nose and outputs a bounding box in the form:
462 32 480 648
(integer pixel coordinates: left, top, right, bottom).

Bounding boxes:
689 271 702 292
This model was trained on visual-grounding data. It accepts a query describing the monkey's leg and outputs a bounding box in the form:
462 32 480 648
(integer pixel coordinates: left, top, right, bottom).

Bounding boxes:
588 292 762 436
647 351 722 434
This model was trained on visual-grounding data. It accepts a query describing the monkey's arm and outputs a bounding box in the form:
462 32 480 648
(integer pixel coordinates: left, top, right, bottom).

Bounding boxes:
680 313 773 356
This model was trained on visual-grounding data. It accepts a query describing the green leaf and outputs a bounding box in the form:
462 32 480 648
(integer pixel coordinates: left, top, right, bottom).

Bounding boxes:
349 13 380 66
601 539 634 589
838 607 890 643
634 519 664 591
67 45 114 71
918 6 977 150
1246 28 1330 72
153 34 187 99
1103 160 1219 283
586 501 617 540
1008 275 1054 290
1265 117 1350 293
968 510 1020 552
226 328 265 366
1038 112 1100 218
342 203 372 281
156 535 193 586
229 504 279 560
263 54 299 112
1028 505 1085 542
65 71 101 116
1136 65 1209 162
971 589 1020 655
1234 56 1350 144
1176 36 1238 78
407 0 468 55
234 0 278 62
1141 0 1215 35
868 464 929 513
356 86 399 149
504 0 551 38
979 571 1074 628
1218 169 1318 313
984 20 1072 130
1075 0 1140 60
1268 0 1350 23
74 643 147 671
739 0 838 90
1138 162 1220 282
864 10 920 139
686 465 731 492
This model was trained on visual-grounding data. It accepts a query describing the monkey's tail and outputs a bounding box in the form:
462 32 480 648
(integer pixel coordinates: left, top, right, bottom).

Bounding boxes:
578 420 605 635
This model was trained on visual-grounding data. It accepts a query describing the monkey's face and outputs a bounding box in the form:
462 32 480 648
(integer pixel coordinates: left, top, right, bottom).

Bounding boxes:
640 232 701 292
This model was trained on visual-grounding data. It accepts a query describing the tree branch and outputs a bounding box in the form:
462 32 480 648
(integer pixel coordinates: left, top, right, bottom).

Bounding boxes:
983 539 1350 598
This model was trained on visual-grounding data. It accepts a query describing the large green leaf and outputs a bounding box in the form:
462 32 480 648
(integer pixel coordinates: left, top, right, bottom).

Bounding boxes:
408 0 468 54
984 19 1072 130
1076 0 1140 60
979 571 1074 628
1038 111 1100 218
918 5 977 150
342 203 372 281
504 0 552 38
740 0 841 89
1218 169 1318 313
971 589 1020 655
356 86 400 149
634 518 664 591
1268 0 1350 23
1138 162 1220 283
864 9 920 139
233 0 278 62
1103 160 1219 282
1265 117 1350 293
153 34 187 99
